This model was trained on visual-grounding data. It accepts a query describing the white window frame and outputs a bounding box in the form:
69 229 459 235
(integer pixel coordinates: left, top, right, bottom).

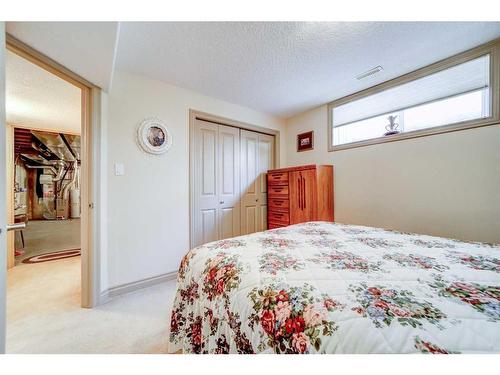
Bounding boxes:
328 39 500 152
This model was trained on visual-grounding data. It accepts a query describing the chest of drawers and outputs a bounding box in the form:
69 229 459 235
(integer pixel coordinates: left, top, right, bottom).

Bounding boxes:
267 164 334 229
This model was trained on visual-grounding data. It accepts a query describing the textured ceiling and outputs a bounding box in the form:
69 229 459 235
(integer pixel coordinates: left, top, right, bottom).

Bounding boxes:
6 50 82 134
115 22 500 118
7 22 500 118
6 22 120 92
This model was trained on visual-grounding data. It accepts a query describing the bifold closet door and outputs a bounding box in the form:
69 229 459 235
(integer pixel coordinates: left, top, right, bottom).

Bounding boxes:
217 124 241 240
193 120 240 247
240 130 275 235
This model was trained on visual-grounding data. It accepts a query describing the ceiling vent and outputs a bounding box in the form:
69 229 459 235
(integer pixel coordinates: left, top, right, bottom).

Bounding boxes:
356 66 383 80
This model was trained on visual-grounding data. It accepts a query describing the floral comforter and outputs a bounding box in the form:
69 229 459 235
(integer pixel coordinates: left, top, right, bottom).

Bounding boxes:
169 222 500 354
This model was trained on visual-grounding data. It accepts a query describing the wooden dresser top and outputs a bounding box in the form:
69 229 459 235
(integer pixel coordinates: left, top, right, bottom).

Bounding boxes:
268 164 332 173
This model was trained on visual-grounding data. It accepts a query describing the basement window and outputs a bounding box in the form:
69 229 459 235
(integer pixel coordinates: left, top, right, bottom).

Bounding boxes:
328 42 500 151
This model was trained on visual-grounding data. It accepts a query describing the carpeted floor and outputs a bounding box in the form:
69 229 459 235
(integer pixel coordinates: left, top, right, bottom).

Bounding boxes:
6 256 177 353
15 219 81 264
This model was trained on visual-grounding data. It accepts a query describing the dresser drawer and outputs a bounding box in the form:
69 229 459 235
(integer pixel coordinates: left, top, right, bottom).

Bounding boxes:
269 197 289 210
268 210 289 224
267 171 289 185
268 221 288 230
268 184 289 196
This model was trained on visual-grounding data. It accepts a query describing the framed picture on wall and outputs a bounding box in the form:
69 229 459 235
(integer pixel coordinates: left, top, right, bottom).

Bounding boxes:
137 117 173 155
297 131 314 152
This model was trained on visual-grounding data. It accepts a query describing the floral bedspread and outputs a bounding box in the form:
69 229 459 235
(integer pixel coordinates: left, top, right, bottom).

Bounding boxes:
169 222 500 354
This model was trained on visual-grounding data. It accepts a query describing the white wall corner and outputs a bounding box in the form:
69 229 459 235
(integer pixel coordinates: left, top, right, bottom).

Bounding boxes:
106 22 121 94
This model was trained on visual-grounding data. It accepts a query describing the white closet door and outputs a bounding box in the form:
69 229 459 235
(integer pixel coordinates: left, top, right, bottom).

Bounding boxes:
240 130 275 235
257 133 274 232
193 120 219 246
218 125 240 240
240 130 259 235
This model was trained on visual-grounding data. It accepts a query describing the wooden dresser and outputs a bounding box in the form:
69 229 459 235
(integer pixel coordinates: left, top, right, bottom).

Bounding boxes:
267 164 334 229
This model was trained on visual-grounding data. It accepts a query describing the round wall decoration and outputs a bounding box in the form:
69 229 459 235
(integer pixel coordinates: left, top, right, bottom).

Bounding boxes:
137 117 172 155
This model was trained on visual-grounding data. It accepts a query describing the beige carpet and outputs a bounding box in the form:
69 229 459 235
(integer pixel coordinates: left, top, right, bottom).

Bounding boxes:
6 256 177 353
15 219 81 264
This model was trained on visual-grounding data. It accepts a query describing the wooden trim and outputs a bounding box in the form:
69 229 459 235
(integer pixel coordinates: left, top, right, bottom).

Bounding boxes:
327 38 500 152
6 34 100 308
6 125 14 269
268 164 317 173
6 34 97 90
190 110 281 158
8 123 81 136
188 109 281 249
80 86 93 308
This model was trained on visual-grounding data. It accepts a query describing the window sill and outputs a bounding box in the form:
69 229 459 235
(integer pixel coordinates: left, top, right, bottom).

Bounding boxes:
328 117 499 152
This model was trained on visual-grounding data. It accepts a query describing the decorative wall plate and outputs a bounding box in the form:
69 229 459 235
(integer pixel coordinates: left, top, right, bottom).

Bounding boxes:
137 117 172 155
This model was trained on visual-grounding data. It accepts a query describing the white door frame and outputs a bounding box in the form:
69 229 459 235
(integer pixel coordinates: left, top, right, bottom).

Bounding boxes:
5 35 102 308
188 110 280 249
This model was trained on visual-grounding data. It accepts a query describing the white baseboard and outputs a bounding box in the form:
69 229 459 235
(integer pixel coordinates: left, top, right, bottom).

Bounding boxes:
99 271 177 305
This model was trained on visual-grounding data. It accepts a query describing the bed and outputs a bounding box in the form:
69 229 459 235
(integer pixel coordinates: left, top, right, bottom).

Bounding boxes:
168 221 500 354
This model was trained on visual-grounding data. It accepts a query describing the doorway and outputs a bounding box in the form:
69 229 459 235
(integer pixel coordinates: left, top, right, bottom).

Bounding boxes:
10 127 82 264
189 110 280 248
3 35 98 310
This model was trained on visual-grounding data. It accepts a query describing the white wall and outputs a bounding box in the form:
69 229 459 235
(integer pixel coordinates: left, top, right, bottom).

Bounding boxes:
105 71 286 289
285 105 500 244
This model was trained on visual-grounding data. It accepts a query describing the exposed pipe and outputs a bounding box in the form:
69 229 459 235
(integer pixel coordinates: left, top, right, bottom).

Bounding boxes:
60 162 78 200
51 160 66 182
31 140 54 159
25 160 66 181
60 133 78 160
25 165 58 176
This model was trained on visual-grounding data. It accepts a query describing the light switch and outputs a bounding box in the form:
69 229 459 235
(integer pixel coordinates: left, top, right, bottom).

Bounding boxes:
114 163 125 176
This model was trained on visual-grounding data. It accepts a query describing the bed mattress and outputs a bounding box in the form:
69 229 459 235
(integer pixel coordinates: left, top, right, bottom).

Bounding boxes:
169 222 500 354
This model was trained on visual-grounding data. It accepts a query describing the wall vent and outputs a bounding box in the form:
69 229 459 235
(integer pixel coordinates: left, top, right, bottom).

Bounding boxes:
356 66 383 80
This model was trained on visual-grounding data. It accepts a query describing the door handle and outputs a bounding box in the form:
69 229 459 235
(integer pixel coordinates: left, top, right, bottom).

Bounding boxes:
301 177 306 209
297 177 301 209
6 223 26 231
219 201 224 204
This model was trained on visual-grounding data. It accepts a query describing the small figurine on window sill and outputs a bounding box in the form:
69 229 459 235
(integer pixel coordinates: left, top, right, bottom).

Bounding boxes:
384 115 400 136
